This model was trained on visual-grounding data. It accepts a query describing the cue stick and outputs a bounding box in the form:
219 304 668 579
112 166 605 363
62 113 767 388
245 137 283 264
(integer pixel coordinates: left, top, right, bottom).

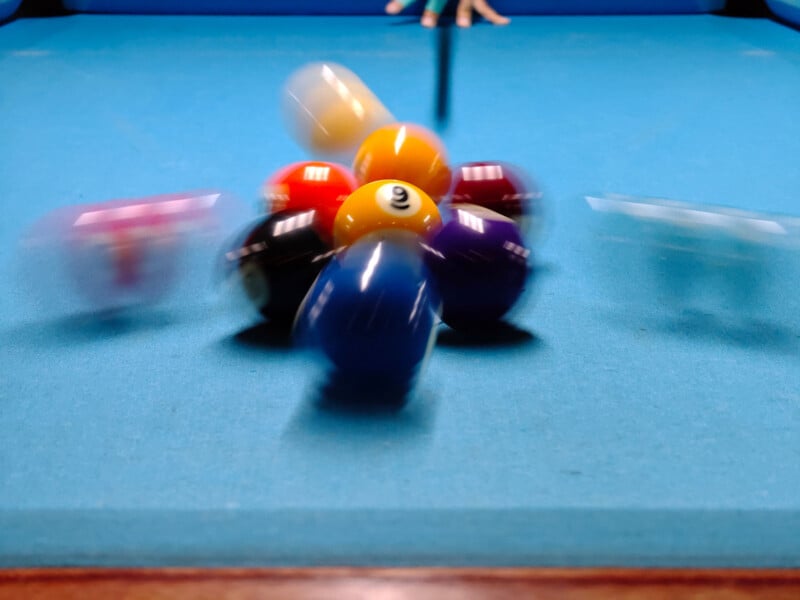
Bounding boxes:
434 19 453 130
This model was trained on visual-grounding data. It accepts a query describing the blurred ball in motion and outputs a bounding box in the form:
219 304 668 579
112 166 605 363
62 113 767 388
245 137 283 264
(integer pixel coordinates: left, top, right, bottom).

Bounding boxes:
295 232 440 385
583 193 800 319
263 161 357 243
448 161 542 237
352 123 452 204
224 210 334 324
66 204 178 308
333 179 442 247
423 204 532 331
282 62 394 159
19 191 237 315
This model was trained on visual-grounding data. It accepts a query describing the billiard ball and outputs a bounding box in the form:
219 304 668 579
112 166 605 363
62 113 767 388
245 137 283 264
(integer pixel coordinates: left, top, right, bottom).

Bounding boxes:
65 202 179 310
333 179 442 247
263 161 357 243
423 204 531 330
18 191 246 318
226 210 334 323
583 192 800 320
295 232 440 384
448 161 542 235
352 123 452 203
281 62 395 158
19 191 251 316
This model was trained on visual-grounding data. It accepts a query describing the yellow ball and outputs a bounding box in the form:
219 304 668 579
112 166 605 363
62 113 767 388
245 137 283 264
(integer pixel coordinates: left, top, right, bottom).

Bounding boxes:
352 123 452 203
282 62 394 158
308 92 390 155
333 180 442 246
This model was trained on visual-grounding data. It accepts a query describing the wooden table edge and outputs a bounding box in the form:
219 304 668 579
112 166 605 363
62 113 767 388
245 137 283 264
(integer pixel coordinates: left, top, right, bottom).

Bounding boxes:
2 567 800 598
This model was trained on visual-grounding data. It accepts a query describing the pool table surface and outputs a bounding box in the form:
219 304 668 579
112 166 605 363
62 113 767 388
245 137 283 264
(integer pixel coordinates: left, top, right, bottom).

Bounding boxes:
1 12 800 573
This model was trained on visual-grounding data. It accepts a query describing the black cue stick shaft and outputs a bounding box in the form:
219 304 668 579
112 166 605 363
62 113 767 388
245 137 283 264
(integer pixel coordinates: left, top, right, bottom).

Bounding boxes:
435 21 453 129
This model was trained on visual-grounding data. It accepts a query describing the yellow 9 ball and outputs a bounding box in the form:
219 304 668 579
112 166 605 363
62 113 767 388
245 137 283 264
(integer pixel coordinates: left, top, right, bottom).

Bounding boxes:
333 180 442 247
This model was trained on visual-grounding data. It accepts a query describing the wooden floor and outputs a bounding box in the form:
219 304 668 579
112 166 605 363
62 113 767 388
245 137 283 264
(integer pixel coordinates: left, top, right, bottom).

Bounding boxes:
1 568 799 599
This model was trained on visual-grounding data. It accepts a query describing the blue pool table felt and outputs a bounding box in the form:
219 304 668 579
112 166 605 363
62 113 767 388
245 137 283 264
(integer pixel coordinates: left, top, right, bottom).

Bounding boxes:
1 14 800 567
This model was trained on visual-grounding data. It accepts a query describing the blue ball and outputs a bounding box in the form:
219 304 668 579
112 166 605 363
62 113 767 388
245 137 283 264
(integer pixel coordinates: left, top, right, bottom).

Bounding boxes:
296 233 440 383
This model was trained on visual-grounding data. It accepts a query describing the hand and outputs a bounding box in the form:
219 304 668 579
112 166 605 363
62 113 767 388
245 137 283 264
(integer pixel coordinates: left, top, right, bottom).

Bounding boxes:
386 1 440 28
385 1 404 15
421 9 439 27
457 0 511 27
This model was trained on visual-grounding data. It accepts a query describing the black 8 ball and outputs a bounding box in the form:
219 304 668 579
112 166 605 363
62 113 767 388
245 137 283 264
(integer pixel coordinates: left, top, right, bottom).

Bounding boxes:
230 210 334 323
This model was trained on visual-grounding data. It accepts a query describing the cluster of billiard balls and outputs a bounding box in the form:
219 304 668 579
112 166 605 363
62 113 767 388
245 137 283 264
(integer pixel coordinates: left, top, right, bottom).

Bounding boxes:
223 120 539 384
18 61 540 391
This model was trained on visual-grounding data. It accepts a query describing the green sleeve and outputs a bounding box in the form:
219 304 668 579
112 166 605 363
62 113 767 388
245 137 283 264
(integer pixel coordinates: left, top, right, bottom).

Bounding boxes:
424 0 449 13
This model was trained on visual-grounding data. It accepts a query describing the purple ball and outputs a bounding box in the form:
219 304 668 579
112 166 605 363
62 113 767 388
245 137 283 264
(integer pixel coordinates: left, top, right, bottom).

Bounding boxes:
423 204 531 330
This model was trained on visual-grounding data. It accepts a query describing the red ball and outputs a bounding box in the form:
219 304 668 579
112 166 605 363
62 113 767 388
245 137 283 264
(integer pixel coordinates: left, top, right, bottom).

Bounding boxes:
66 199 180 309
448 162 540 233
263 161 357 242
